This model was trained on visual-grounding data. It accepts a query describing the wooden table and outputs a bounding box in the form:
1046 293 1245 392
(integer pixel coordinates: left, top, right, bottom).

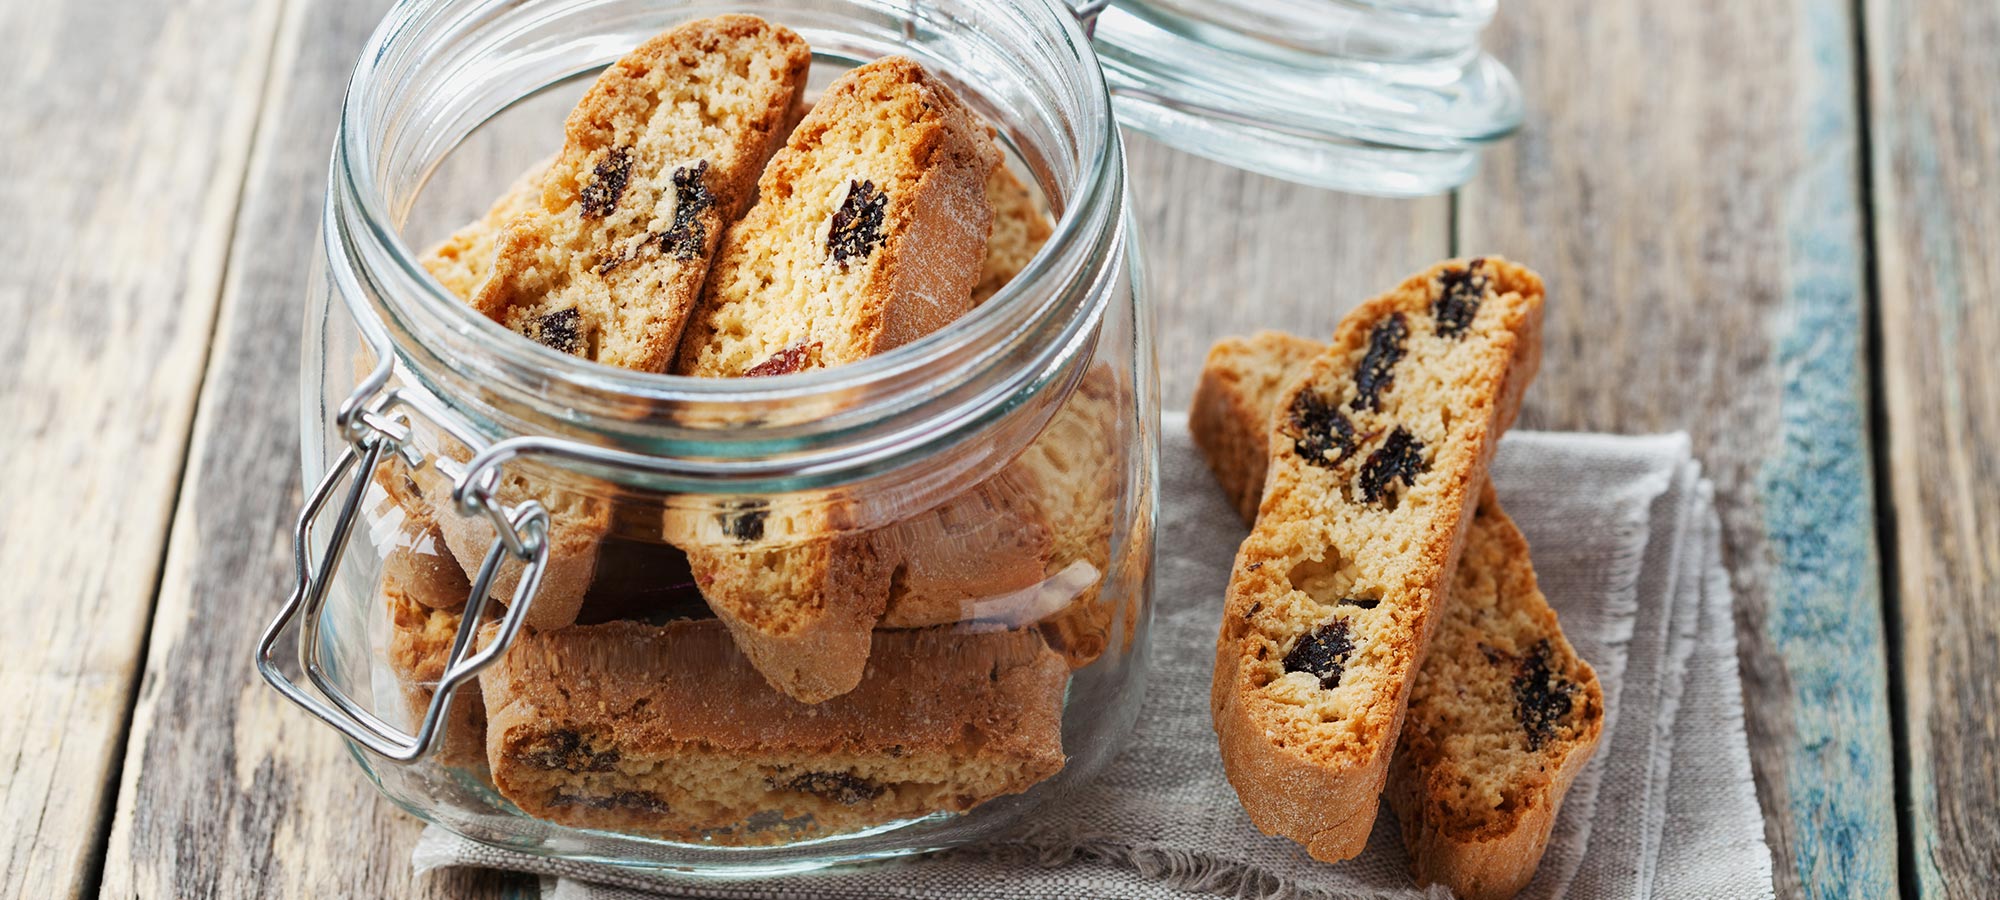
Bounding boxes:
3 0 1991 896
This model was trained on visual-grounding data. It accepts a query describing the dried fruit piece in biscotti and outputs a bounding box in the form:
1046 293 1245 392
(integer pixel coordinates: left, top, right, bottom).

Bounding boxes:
1191 332 1602 895
470 15 811 370
1189 331 1327 525
479 619 1067 842
672 54 998 376
972 164 1053 304
1389 487 1603 900
386 578 488 769
667 56 999 702
1212 258 1544 862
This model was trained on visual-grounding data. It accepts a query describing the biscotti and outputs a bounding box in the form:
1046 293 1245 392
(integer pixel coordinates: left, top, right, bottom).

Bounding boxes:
480 620 1068 842
1190 330 1326 525
1015 366 1124 666
973 164 1053 304
666 56 999 702
876 468 1055 629
671 54 998 376
1390 487 1604 900
471 15 809 371
875 369 1125 665
386 578 488 768
676 510 894 704
419 158 551 301
375 459 474 610
409 181 612 631
1212 258 1544 862
1192 329 1602 896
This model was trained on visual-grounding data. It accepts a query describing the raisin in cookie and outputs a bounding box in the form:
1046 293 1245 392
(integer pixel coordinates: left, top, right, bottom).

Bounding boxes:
1193 328 1602 895
471 15 810 370
1212 258 1544 862
480 619 1067 842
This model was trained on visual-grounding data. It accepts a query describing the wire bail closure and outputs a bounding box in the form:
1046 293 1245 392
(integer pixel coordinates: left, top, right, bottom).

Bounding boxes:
1068 0 1110 37
255 350 550 762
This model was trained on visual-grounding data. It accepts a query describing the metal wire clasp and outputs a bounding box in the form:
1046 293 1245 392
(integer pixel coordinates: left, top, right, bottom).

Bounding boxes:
256 357 548 762
1069 0 1111 37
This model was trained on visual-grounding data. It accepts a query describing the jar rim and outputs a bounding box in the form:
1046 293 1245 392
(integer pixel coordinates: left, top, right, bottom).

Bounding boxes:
326 0 1124 476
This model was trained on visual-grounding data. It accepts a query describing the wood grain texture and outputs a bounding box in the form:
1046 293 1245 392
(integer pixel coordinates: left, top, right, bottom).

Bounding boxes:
0 1 284 897
1122 132 1450 409
1459 1 1896 897
94 0 526 896
1866 0 2000 894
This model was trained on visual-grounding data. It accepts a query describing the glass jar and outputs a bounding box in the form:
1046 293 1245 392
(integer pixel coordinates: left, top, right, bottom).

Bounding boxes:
271 0 1152 873
262 0 1516 876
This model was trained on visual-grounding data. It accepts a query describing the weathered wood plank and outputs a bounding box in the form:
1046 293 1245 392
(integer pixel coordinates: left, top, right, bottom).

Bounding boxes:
1122 132 1451 409
0 0 286 896
1865 0 2000 894
1459 1 1895 897
95 0 526 896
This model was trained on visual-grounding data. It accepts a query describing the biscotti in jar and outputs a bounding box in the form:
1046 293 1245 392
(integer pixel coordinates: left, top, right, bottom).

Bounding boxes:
273 0 1153 874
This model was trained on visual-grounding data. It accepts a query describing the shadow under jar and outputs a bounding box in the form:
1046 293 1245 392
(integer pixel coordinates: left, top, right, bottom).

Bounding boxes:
272 0 1157 875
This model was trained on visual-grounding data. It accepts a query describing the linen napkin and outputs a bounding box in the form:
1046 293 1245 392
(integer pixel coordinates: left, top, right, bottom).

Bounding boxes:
415 417 1775 899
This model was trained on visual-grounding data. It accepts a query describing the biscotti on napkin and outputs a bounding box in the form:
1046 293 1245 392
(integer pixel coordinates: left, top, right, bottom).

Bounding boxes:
1193 323 1603 897
665 55 1000 703
1212 258 1545 862
479 619 1067 842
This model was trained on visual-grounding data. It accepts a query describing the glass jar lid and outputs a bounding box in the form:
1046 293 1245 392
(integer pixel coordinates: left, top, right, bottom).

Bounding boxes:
1076 0 1521 196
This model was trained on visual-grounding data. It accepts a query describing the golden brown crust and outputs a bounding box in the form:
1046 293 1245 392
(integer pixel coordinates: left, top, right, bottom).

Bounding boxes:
1212 258 1545 862
472 15 810 372
1189 331 1327 525
479 620 1068 841
419 159 553 300
683 525 895 704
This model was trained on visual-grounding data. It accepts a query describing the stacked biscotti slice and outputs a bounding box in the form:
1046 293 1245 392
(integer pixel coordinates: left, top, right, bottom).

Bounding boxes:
480 620 1067 841
428 16 812 631
1193 324 1604 898
664 55 1002 703
872 365 1125 670
1210 258 1547 862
